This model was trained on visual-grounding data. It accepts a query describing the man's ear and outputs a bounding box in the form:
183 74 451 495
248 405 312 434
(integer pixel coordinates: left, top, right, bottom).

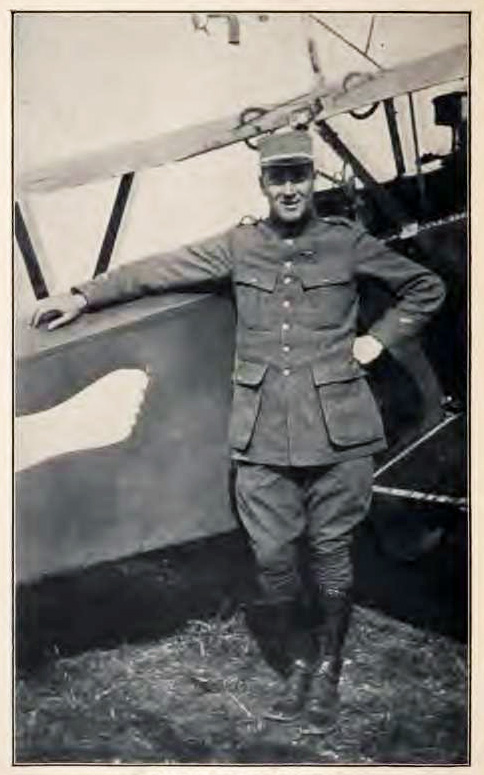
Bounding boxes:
258 173 266 196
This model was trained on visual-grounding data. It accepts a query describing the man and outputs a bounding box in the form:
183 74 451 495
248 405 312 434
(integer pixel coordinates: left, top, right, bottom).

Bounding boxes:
32 130 445 724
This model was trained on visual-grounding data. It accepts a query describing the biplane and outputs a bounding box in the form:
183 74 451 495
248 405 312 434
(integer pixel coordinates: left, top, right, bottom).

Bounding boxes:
14 13 468 639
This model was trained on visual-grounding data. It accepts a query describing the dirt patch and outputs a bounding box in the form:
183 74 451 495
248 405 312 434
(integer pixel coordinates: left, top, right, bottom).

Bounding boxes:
16 603 467 764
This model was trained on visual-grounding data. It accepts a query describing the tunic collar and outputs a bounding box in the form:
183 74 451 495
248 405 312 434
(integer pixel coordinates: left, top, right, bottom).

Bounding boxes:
260 210 320 242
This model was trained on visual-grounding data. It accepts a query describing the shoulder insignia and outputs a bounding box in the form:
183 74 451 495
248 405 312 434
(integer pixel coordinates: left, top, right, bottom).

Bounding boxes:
237 215 260 227
319 215 354 228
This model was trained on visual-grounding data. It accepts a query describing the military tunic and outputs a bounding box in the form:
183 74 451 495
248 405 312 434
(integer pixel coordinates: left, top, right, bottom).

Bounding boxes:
76 214 446 467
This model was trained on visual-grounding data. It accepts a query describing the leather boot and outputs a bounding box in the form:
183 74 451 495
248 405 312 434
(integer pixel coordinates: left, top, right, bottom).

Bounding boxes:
245 598 292 675
262 599 314 722
306 588 352 725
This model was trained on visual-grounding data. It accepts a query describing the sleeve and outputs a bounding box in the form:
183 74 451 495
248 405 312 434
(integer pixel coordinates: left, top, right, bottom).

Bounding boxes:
73 228 236 310
353 226 446 349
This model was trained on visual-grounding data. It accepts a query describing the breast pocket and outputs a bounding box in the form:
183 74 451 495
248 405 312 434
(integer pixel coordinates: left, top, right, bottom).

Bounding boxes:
312 360 385 447
300 267 354 329
234 267 277 330
229 360 268 450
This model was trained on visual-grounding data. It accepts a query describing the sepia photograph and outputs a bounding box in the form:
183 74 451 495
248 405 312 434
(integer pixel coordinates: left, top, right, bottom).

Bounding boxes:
12 10 469 765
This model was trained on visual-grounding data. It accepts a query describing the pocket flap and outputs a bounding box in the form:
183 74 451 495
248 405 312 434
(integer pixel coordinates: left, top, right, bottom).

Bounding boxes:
234 360 268 386
300 265 351 289
235 266 277 292
312 359 364 385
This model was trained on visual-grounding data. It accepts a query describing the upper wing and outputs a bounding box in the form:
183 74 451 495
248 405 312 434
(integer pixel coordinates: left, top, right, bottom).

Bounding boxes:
18 43 467 195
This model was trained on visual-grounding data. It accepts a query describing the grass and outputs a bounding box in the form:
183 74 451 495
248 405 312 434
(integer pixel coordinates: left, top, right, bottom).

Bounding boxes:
15 533 468 765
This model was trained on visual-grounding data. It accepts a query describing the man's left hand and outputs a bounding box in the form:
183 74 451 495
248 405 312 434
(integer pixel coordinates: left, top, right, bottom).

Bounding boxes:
352 335 384 365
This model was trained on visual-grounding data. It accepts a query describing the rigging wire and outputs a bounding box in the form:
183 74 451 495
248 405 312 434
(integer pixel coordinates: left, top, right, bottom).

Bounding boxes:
364 14 377 56
308 13 384 71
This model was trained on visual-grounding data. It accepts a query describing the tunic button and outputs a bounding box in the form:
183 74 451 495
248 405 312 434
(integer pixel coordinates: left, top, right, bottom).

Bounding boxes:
284 238 294 245
282 322 290 332
284 260 293 269
282 345 290 353
283 276 292 285
283 300 291 309
250 277 258 283
283 368 291 376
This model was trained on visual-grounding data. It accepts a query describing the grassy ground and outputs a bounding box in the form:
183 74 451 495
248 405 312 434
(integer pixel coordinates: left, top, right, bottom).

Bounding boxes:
16 537 468 765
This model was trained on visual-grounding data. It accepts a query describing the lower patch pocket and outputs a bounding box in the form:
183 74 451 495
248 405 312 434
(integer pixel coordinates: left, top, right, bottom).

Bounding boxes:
317 376 385 447
229 385 264 450
229 360 267 450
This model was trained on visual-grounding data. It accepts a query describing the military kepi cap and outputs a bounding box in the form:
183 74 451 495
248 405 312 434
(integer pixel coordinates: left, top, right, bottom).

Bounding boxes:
259 130 314 167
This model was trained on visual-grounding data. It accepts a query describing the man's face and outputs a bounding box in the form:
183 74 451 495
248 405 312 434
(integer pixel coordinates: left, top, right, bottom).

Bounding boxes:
260 162 315 224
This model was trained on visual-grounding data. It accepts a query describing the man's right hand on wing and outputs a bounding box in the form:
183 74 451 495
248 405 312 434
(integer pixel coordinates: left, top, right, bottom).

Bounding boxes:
30 292 88 331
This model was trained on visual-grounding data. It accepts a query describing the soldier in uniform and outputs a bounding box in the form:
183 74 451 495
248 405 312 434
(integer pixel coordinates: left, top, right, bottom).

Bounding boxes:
32 130 446 724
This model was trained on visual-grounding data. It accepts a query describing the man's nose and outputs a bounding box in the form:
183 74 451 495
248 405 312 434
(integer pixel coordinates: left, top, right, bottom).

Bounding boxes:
282 179 296 196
